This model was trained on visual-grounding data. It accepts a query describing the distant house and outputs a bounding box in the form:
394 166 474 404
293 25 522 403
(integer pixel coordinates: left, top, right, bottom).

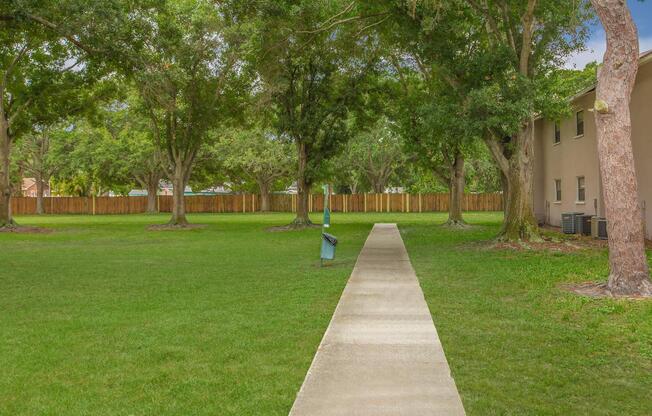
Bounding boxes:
21 178 50 198
284 182 298 195
195 185 232 195
533 50 652 237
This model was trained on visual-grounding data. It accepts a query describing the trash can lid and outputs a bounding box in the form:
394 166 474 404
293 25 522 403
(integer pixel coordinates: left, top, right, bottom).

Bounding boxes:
322 232 338 245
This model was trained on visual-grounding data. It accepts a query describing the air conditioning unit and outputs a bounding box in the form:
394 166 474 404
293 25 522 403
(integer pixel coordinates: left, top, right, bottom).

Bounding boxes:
577 214 593 236
561 212 584 234
591 217 608 239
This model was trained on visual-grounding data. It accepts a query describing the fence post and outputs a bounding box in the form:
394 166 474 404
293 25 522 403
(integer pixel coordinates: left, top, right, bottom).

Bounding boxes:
364 194 367 213
92 195 96 215
419 193 422 213
242 194 246 213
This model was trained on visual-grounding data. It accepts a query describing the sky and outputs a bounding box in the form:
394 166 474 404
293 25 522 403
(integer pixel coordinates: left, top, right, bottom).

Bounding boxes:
566 1 652 69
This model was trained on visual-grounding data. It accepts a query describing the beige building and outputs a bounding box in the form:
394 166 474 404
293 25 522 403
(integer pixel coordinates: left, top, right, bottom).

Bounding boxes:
534 50 652 238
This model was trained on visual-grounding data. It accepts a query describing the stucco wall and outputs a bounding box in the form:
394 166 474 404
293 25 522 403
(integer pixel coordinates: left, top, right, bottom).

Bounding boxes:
535 59 652 237
631 61 652 239
537 93 602 227
533 119 546 223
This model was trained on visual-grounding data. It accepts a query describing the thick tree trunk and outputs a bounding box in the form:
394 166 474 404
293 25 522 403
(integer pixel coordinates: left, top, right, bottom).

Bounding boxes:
169 163 190 226
446 153 466 226
500 171 510 219
499 119 540 241
0 118 14 228
350 182 358 195
372 181 385 194
292 141 312 226
591 0 652 296
36 175 45 215
258 180 271 212
146 179 159 214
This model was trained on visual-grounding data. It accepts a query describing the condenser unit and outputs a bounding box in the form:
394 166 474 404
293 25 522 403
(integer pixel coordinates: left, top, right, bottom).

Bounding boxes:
591 217 608 239
577 214 593 236
561 212 584 234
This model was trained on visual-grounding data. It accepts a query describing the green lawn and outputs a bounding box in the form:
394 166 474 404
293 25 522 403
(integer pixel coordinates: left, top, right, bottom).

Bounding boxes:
1 213 651 415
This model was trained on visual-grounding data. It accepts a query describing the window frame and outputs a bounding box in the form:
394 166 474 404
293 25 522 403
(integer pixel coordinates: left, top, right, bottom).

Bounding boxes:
554 122 561 144
554 179 562 202
576 110 584 137
577 176 586 202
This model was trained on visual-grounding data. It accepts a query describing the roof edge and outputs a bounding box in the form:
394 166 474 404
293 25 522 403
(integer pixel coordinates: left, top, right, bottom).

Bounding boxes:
568 48 652 104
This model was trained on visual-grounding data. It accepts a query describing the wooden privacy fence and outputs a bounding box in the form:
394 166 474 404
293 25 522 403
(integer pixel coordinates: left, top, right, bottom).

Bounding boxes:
11 193 503 215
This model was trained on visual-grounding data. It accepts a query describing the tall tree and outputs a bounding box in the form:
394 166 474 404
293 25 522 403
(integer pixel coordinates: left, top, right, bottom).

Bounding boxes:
48 118 132 197
94 95 165 213
590 0 652 296
0 3 99 227
461 0 591 240
257 1 373 227
105 0 249 226
15 126 65 214
347 117 406 194
392 57 474 226
392 0 590 238
218 127 295 212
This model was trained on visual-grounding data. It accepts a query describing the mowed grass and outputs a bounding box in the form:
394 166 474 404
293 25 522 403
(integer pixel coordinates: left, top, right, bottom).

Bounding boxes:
400 216 652 416
1 213 374 415
1 212 651 415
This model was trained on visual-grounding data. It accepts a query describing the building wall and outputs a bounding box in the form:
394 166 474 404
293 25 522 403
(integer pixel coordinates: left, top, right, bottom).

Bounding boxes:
533 118 546 222
536 92 602 227
631 61 652 239
535 58 652 237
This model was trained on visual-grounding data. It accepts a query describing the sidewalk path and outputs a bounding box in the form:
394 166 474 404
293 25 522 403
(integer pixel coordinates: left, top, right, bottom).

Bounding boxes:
289 223 466 416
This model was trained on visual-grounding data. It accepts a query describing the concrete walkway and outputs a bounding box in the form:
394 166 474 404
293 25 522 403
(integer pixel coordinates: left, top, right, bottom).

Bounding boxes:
289 224 465 416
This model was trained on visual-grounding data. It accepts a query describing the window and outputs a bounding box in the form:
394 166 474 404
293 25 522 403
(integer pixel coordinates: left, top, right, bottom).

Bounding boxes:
554 122 561 144
555 179 562 202
577 176 586 202
576 110 584 136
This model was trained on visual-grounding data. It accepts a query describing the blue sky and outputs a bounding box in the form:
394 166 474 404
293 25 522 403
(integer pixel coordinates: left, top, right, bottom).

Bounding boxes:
566 0 652 68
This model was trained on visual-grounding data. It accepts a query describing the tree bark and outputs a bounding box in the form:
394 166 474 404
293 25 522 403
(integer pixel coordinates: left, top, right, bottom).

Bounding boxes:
446 152 466 226
292 141 312 226
372 180 385 194
500 171 510 219
0 116 14 228
35 174 45 215
258 180 271 212
591 0 652 296
146 179 159 214
498 119 540 241
350 181 358 195
169 162 190 226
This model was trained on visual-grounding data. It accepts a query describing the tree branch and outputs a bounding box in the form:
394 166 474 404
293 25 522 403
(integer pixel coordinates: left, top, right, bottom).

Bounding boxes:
296 12 390 35
25 13 95 55
519 0 538 75
483 131 510 176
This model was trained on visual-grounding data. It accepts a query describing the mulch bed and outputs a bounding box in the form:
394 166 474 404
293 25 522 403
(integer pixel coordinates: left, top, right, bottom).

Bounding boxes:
560 281 652 300
473 232 608 253
0 225 53 234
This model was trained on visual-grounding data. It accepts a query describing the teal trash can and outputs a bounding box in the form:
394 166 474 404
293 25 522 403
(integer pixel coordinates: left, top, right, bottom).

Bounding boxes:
321 232 338 261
